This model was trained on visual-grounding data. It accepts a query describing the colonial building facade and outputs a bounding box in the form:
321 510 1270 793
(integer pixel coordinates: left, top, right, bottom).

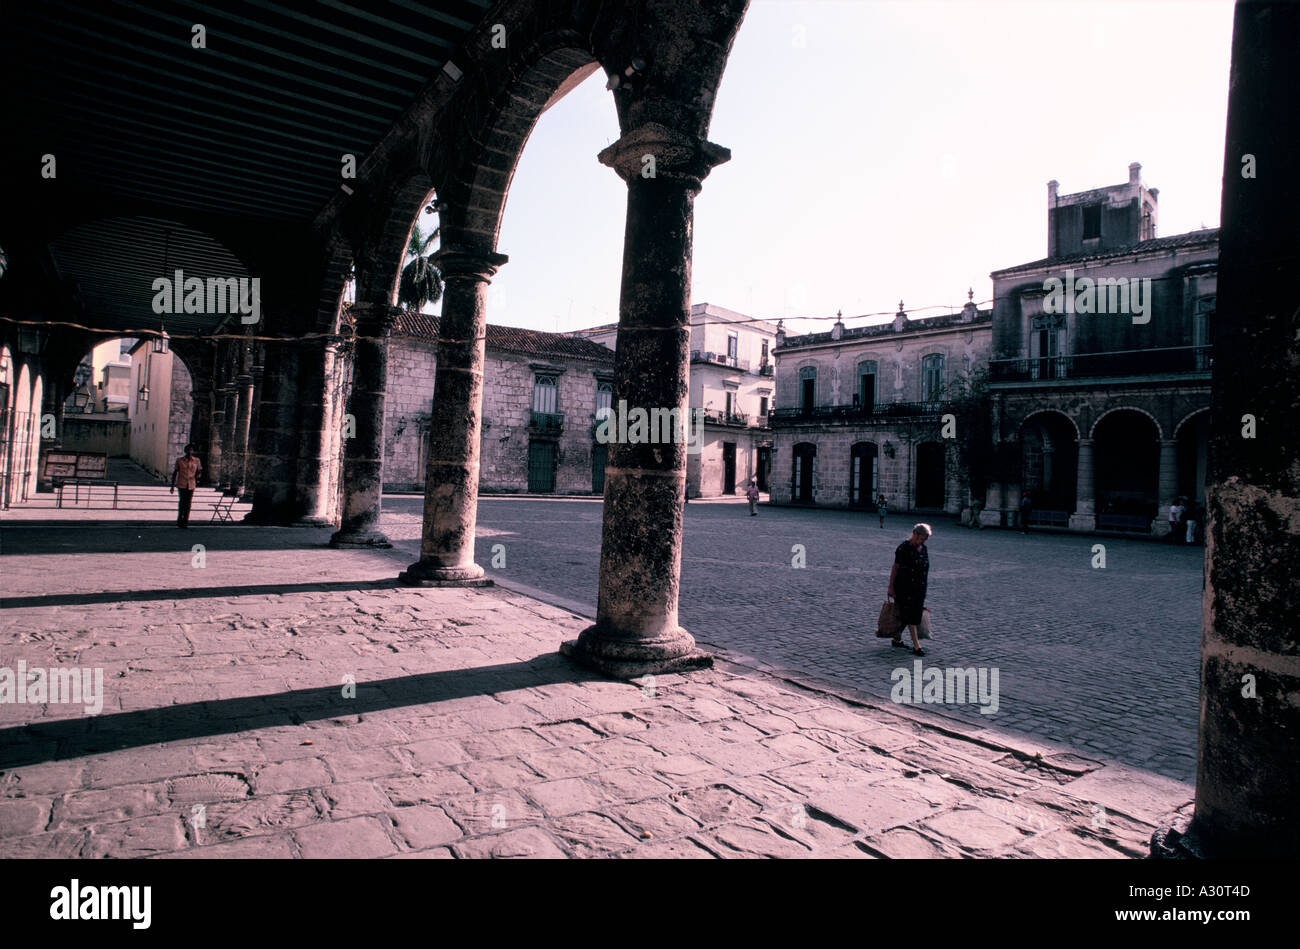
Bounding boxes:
769 299 992 513
983 163 1216 534
384 311 616 495
574 303 777 497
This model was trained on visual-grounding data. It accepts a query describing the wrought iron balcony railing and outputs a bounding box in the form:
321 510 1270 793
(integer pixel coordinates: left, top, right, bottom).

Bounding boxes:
529 410 564 434
989 345 1212 383
690 350 750 371
703 409 752 426
769 400 949 423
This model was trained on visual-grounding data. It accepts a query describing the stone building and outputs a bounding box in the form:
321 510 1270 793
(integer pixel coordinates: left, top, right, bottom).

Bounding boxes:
769 299 992 513
573 303 777 497
983 163 1216 534
383 310 616 495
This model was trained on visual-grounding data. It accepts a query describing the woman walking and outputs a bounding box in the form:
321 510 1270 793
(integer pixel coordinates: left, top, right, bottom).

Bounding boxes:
887 523 932 656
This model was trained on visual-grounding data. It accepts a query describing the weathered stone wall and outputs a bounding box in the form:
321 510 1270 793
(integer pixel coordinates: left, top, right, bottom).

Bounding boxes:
769 422 958 513
382 337 438 491
167 356 193 466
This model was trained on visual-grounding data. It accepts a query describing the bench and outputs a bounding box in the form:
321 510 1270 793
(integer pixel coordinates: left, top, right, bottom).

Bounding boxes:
43 451 119 509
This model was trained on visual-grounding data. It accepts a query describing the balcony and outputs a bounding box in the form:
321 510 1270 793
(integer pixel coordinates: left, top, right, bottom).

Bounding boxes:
989 346 1212 384
690 350 750 371
759 363 774 376
703 408 752 427
769 400 949 424
528 410 564 434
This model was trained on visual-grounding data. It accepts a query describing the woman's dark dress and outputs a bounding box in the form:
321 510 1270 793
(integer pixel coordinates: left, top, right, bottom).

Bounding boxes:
893 540 929 626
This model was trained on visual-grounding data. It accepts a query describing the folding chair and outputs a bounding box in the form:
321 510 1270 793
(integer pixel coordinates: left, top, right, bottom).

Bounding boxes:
210 494 236 523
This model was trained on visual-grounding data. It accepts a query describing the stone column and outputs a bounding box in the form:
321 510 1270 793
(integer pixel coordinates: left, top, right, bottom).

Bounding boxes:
189 371 214 486
217 384 238 492
1155 437 1178 537
246 343 300 524
240 365 263 501
560 123 730 678
1152 0 1300 859
331 302 399 548
231 372 254 497
291 339 341 527
398 246 506 585
1068 437 1096 531
208 394 226 492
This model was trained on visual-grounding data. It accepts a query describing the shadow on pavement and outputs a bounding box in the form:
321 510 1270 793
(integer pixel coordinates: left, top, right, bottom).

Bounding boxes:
1 579 407 610
0 655 608 770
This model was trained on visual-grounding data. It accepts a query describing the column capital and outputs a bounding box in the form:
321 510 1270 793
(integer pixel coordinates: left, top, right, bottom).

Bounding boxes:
347 302 404 332
251 365 265 380
598 122 731 189
236 373 254 387
432 244 508 283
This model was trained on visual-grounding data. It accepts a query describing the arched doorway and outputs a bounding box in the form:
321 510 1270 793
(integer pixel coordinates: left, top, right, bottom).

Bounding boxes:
792 442 816 503
1093 410 1160 532
1020 411 1078 525
915 441 946 509
849 442 878 507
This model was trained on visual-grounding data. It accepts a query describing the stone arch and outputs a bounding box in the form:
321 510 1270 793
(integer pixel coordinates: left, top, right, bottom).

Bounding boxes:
1090 404 1164 439
1018 408 1081 440
436 40 602 248
1174 406 1211 437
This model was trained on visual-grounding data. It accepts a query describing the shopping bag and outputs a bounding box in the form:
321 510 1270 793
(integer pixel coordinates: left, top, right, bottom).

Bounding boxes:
918 607 934 640
876 599 903 638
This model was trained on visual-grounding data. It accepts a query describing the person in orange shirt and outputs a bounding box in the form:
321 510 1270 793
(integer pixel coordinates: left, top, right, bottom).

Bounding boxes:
170 443 202 528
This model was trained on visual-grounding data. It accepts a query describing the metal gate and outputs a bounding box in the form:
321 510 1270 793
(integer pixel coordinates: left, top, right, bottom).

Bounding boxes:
591 441 607 495
528 440 556 493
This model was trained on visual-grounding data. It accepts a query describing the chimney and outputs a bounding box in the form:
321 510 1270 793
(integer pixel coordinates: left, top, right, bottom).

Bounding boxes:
1047 180 1060 258
1129 161 1142 184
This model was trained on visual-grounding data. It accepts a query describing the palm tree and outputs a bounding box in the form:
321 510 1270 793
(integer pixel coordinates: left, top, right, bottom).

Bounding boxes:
398 218 443 311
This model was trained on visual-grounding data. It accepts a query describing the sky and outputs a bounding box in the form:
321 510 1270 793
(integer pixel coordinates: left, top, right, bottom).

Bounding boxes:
477 0 1235 336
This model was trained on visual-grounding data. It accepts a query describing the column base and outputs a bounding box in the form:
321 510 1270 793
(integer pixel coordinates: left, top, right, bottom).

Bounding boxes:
560 624 714 679
291 516 335 528
330 530 392 549
1068 512 1096 532
1150 815 1208 859
398 560 492 587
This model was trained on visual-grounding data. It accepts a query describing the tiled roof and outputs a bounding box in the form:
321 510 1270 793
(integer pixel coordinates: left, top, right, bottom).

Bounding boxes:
991 228 1220 277
777 308 992 351
393 310 615 364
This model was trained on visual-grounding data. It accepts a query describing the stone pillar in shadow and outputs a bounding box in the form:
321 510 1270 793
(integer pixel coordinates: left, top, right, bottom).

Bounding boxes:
240 364 263 501
399 246 506 586
1153 0 1300 859
560 123 729 678
231 372 254 498
188 370 213 486
291 338 341 527
246 342 299 524
331 302 399 548
1069 437 1095 531
1155 437 1178 537
218 383 239 492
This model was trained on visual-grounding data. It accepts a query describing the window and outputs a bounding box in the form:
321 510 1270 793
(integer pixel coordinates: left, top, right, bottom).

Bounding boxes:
921 354 945 402
1082 203 1102 241
759 396 769 417
857 360 877 412
799 366 816 414
595 381 613 418
760 340 769 366
727 333 738 367
725 391 735 417
532 375 558 414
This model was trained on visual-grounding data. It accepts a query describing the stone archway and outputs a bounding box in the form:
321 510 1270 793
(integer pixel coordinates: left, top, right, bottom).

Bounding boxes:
1019 410 1078 521
1093 409 1161 532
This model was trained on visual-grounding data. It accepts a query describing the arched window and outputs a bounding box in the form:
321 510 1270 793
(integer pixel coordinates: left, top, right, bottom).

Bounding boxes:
532 374 558 415
921 353 944 402
594 380 613 417
799 366 816 415
856 360 877 413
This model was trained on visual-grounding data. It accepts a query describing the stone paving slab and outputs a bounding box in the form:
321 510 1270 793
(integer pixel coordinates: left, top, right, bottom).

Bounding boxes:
0 504 1192 857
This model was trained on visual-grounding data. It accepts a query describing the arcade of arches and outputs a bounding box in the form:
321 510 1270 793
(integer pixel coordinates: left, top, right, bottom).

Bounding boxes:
0 0 1295 857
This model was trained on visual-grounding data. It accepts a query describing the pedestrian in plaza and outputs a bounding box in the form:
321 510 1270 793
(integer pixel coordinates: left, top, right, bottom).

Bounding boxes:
876 493 888 528
969 497 984 529
1185 497 1199 545
887 523 932 656
1193 500 1207 544
746 477 760 516
170 443 201 528
1168 496 1186 543
1019 490 1033 533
